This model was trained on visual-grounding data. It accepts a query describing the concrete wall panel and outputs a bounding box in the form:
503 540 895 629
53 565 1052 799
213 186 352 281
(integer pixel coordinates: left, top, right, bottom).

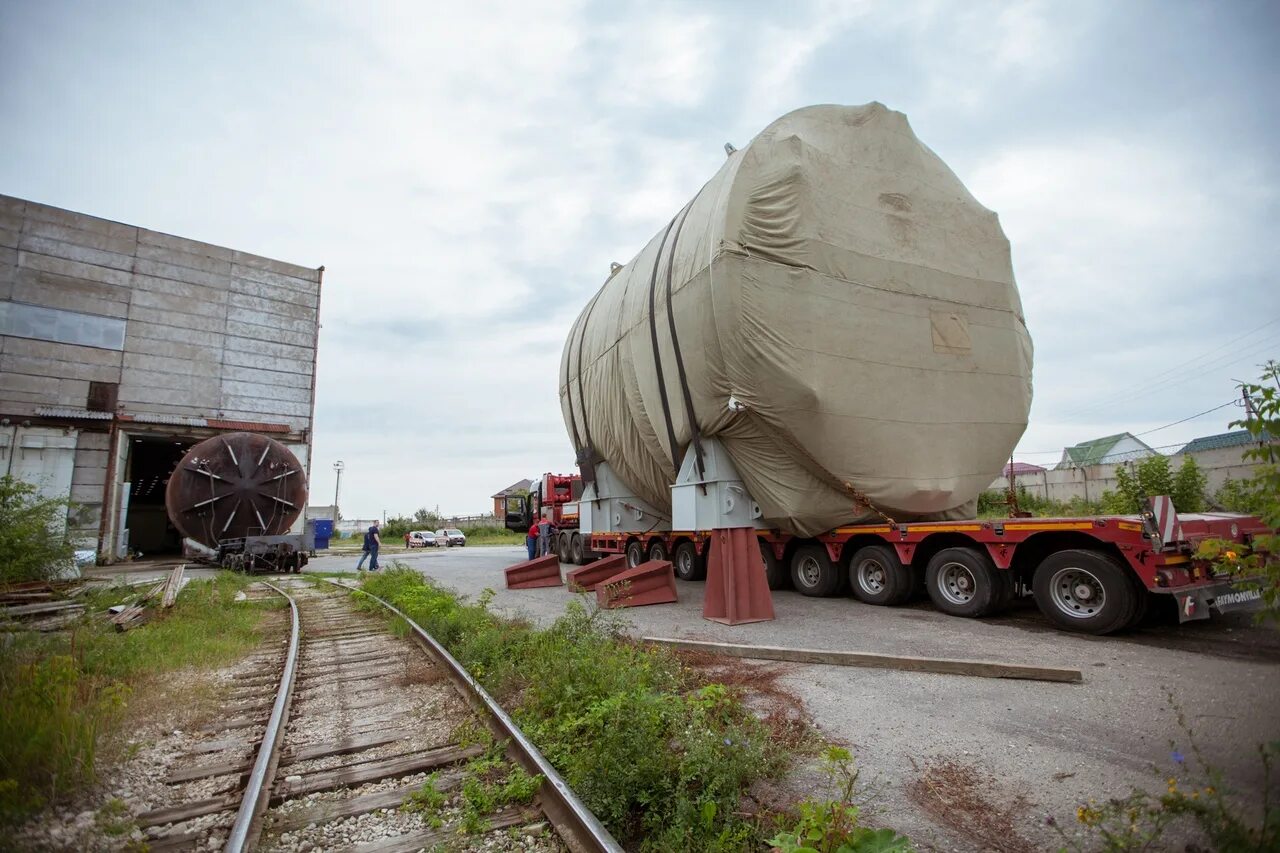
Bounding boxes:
226 305 314 333
130 286 227 318
14 265 132 307
19 235 136 271
118 383 219 408
221 348 313 375
231 253 320 285
230 274 319 308
130 272 229 305
134 257 229 291
129 303 226 334
222 364 312 389
123 334 220 363
227 319 315 347
1 335 124 367
122 367 222 395
138 228 237 263
223 395 312 418
12 270 131 319
126 320 225 349
224 334 312 361
18 251 132 287
228 291 314 321
22 201 137 240
135 241 233 277
222 379 311 404
123 351 221 378
2 353 122 383
22 218 138 256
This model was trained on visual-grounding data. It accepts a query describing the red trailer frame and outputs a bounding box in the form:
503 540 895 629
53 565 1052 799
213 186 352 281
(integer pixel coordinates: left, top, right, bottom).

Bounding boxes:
585 511 1270 634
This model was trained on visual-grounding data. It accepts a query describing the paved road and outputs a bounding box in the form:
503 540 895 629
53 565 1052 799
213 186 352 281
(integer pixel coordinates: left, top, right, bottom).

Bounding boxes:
306 546 1280 849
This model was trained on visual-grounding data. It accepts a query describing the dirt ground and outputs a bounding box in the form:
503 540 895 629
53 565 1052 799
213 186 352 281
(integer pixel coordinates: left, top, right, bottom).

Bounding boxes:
299 546 1280 851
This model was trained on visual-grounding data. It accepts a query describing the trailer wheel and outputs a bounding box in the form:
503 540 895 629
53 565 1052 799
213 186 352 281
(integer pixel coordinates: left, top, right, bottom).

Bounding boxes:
760 542 789 590
674 541 705 581
1032 550 1137 635
848 545 912 606
570 534 585 565
647 539 669 563
625 539 645 568
925 547 1000 617
791 544 840 597
557 533 572 564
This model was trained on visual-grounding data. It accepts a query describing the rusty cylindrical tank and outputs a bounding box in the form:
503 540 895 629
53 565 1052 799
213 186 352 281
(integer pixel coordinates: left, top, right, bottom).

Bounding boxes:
165 432 308 547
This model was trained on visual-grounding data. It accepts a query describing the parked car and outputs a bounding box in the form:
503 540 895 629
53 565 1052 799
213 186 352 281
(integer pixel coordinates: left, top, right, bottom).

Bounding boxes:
406 530 440 548
436 528 467 547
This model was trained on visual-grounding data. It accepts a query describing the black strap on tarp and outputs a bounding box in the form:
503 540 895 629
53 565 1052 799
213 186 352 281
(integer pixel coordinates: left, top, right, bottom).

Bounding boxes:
662 197 706 481
644 215 682 472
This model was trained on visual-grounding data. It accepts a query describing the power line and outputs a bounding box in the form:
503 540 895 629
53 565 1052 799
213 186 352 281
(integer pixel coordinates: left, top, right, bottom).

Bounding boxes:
1061 317 1279 419
1132 399 1239 437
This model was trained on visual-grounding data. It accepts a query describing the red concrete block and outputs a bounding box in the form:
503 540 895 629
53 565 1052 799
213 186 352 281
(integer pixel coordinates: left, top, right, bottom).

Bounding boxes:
703 527 775 625
566 555 627 592
596 560 678 609
504 554 563 589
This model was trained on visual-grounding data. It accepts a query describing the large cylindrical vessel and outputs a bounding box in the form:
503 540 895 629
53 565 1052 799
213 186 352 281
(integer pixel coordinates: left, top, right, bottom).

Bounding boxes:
560 103 1033 536
165 432 307 546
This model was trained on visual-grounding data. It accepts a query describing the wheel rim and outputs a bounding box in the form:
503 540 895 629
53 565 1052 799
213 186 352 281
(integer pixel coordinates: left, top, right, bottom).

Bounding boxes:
677 550 692 576
1048 566 1106 619
798 556 821 588
937 561 977 605
652 545 667 561
857 559 887 595
627 544 642 566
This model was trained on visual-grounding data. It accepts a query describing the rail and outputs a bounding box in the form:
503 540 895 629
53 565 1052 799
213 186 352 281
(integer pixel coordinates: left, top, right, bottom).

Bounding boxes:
321 578 622 853
224 580 300 853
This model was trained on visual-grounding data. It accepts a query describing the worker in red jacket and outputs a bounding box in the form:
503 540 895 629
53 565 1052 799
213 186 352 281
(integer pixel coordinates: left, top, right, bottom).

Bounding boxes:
526 520 539 560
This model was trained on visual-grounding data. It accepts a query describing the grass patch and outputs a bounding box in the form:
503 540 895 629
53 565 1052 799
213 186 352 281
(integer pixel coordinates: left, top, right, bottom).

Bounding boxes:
457 526 523 546
357 567 808 850
0 572 272 824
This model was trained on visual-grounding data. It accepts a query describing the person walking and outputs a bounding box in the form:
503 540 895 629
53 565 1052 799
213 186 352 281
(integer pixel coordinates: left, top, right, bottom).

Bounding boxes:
537 517 557 559
356 520 382 572
525 519 539 560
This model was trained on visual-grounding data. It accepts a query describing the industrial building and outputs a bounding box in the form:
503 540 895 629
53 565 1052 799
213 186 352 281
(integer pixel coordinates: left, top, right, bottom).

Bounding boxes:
0 193 321 560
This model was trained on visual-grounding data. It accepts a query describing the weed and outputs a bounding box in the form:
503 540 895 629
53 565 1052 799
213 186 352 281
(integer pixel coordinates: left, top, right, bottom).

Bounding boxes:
0 572 265 824
769 747 913 853
403 773 448 815
358 568 802 850
1052 689 1279 851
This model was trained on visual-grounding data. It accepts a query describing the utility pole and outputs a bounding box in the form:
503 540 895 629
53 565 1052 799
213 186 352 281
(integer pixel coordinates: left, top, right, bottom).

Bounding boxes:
332 460 344 522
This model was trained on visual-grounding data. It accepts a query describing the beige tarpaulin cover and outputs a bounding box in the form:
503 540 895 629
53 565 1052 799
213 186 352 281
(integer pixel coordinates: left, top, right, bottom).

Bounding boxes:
560 103 1033 536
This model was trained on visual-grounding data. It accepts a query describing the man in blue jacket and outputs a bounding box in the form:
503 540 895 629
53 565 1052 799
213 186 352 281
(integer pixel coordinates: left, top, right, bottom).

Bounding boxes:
357 520 382 572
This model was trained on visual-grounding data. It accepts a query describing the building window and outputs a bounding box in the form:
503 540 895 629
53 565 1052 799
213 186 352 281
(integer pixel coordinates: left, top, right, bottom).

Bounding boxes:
0 300 127 351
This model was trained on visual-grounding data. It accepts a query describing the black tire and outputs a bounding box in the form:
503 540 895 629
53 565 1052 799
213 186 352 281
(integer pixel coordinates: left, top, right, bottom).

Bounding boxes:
1032 549 1137 635
760 542 789 590
848 545 913 606
925 547 1001 617
791 544 841 597
647 539 669 563
625 539 645 568
991 567 1017 613
570 534 585 565
673 541 705 581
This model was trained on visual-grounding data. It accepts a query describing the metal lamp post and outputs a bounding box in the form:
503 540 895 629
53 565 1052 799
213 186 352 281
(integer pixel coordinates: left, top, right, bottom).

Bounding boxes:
333 460 344 523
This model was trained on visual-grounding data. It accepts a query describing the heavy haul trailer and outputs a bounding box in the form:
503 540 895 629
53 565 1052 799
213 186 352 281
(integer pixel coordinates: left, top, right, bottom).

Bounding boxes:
507 466 1269 635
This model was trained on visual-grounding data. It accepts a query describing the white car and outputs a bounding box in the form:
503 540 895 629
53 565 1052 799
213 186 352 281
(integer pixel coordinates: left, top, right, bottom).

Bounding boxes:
435 528 467 547
406 530 440 548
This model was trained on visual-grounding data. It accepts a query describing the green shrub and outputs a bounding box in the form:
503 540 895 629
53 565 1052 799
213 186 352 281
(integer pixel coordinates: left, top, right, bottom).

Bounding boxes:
0 475 75 584
358 568 800 850
0 573 264 824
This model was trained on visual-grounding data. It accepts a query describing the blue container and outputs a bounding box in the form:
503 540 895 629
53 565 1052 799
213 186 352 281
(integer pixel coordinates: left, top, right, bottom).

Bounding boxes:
311 518 334 550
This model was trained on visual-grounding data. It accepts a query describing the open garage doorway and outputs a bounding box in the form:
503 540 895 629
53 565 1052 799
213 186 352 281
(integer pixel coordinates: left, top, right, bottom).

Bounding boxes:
122 434 196 556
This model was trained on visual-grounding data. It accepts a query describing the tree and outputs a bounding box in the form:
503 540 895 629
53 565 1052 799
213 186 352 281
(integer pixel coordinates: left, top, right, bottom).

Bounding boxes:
0 475 75 584
1102 454 1176 514
1197 361 1279 620
1171 455 1207 513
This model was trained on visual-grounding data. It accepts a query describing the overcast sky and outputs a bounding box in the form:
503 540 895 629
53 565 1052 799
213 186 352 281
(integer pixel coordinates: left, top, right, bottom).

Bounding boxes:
2 0 1277 519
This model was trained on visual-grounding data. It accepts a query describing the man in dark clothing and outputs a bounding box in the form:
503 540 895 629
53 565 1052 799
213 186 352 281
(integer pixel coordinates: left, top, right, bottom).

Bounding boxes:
356 520 382 571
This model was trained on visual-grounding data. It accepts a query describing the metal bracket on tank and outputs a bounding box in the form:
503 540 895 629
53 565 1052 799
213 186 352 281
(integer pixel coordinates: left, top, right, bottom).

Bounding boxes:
670 438 767 531
578 462 671 535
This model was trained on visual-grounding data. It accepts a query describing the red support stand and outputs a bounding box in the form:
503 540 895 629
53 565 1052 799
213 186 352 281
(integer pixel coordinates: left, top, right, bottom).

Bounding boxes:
504 554 563 589
566 555 627 592
597 560 678 609
703 527 775 624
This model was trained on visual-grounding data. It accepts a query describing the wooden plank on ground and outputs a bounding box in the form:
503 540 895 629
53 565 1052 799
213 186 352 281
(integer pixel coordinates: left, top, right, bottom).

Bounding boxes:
642 637 1084 684
281 729 415 765
347 806 539 853
166 753 251 783
2 600 81 617
137 793 238 827
271 744 484 801
161 564 186 608
266 771 464 834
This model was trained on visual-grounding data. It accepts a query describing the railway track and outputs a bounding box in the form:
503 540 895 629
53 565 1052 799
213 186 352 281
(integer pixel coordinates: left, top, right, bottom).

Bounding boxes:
136 576 619 852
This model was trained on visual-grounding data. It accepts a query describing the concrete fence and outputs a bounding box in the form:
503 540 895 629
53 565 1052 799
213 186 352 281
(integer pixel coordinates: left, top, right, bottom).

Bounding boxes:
988 445 1264 505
